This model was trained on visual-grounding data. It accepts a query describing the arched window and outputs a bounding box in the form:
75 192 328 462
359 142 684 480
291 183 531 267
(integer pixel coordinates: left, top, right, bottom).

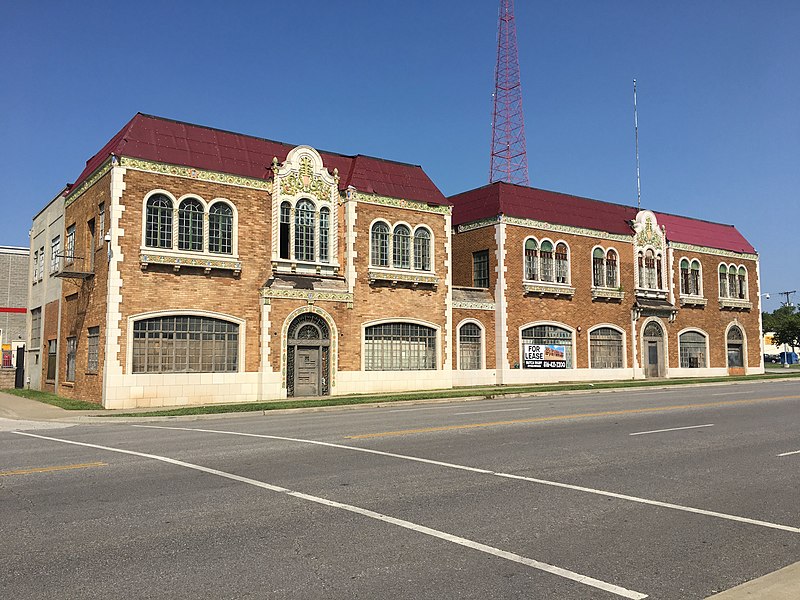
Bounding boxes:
540 241 554 282
525 239 538 280
644 249 657 289
555 242 569 284
606 249 618 287
132 315 238 373
145 194 173 249
178 198 204 251
364 322 436 371
643 321 663 338
592 248 605 287
370 222 389 267
719 264 728 297
521 324 573 368
691 260 701 296
590 327 623 369
737 266 747 299
414 228 431 271
637 251 644 287
727 326 744 367
279 202 291 259
319 207 330 263
393 224 410 269
728 264 737 299
680 259 691 295
294 199 315 261
208 202 233 254
459 322 482 370
679 331 707 368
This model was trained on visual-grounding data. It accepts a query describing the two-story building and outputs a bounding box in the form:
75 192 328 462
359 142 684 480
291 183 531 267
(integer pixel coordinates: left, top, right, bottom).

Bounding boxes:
32 114 763 409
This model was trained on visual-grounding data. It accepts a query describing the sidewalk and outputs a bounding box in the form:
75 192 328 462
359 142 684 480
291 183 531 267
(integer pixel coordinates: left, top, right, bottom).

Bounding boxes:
0 390 72 421
706 561 800 599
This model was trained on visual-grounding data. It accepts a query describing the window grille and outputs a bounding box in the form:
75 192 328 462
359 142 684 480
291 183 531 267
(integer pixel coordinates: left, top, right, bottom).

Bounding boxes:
364 323 436 371
459 323 482 370
413 228 431 271
680 259 690 295
644 250 656 288
679 331 706 368
727 326 743 342
371 222 389 267
737 267 747 299
145 195 173 248
66 336 77 382
473 250 489 288
132 316 238 374
593 248 605 287
524 239 538 280
540 241 554 282
643 322 663 337
690 261 701 296
728 269 737 300
319 207 330 263
590 327 623 369
521 324 573 367
294 199 315 261
555 243 569 284
606 250 618 287
393 225 410 269
87 326 100 373
178 198 204 251
208 202 233 254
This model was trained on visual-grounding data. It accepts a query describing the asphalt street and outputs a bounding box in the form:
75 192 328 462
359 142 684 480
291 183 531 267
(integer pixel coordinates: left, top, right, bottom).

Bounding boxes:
1 379 799 599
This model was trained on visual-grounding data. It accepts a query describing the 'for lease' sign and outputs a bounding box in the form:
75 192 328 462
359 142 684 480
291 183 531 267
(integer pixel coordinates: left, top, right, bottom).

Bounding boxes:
523 344 567 369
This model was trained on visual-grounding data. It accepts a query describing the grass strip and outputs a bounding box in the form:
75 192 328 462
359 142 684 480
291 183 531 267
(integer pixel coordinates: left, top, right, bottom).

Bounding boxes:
1 388 102 410
106 371 800 418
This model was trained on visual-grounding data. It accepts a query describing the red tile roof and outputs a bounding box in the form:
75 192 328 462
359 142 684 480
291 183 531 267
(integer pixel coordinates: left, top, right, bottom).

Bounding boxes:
450 182 756 255
68 113 447 206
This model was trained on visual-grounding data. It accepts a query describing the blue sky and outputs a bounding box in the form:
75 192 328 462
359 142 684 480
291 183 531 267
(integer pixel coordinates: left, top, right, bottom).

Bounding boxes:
1 1 798 311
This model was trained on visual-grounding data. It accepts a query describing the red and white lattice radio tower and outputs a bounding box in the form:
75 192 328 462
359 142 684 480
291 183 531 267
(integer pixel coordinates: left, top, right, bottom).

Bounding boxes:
489 0 529 186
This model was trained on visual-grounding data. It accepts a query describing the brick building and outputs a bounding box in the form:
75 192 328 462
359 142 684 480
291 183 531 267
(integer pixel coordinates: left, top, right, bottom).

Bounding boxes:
449 183 763 384
32 114 762 408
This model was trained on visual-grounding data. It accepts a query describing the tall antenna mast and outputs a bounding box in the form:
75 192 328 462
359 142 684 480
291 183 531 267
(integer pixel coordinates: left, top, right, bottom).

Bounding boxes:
489 0 529 185
633 78 642 210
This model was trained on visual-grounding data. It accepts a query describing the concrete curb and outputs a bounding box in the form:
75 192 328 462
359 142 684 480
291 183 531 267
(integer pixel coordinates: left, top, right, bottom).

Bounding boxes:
705 561 800 599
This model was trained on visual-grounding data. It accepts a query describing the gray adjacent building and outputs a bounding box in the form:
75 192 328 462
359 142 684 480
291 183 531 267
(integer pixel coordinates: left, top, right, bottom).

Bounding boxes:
0 245 30 387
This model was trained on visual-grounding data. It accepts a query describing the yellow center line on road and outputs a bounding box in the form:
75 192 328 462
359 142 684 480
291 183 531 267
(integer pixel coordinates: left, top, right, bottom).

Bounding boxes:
345 395 800 439
0 461 107 477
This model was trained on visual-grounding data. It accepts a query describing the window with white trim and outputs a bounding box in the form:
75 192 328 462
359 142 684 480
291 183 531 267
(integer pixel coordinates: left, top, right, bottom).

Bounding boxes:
32 250 39 283
592 248 618 288
370 222 390 267
364 322 436 371
208 202 233 254
458 322 482 370
393 224 411 269
87 326 100 373
524 238 570 285
680 259 702 296
413 228 431 271
37 246 44 281
65 225 76 265
521 324 573 367
132 315 239 374
319 207 330 263
679 331 707 368
30 308 41 349
66 336 77 382
294 199 315 261
590 327 623 369
50 236 60 273
718 263 747 299
178 198 204 251
145 194 173 249
637 248 664 290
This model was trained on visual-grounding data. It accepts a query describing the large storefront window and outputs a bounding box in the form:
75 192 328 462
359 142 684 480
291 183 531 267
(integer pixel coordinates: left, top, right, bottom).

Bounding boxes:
521 324 573 368
679 331 707 368
132 315 239 373
590 327 623 369
364 323 436 371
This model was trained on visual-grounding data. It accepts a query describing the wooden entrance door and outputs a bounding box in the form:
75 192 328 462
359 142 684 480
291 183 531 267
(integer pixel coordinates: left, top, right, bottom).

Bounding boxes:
294 346 320 397
642 321 665 378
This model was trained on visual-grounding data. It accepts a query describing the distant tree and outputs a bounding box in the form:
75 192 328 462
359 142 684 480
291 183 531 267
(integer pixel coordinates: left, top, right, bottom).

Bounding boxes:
763 305 797 334
772 312 800 351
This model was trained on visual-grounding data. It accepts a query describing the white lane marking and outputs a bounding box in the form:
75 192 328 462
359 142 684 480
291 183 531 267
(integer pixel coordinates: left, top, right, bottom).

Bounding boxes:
629 424 714 436
389 406 459 413
455 407 532 415
136 425 800 535
778 450 800 457
12 431 646 600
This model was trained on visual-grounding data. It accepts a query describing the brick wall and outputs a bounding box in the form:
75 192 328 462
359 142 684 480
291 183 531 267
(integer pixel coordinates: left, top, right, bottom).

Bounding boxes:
42 299 60 391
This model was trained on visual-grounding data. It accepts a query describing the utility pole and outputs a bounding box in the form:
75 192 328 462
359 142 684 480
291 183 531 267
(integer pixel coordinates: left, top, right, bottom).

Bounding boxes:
778 290 796 308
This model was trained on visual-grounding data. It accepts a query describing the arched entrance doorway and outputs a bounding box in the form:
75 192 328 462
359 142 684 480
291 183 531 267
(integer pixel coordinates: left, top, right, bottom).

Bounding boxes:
726 325 745 375
287 313 330 397
642 321 665 378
